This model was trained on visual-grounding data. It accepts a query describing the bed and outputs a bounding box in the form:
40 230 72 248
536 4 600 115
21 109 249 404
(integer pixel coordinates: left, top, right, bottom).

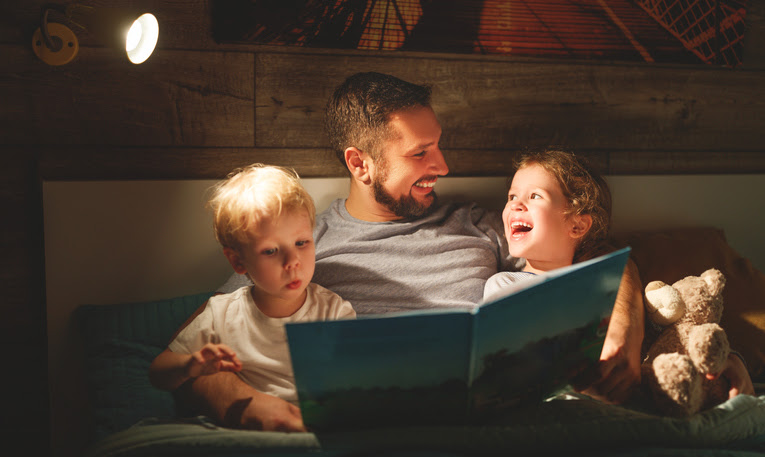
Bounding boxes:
76 227 765 457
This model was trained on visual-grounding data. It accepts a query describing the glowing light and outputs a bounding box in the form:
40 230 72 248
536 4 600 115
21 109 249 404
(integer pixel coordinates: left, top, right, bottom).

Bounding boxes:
126 21 141 52
126 13 158 64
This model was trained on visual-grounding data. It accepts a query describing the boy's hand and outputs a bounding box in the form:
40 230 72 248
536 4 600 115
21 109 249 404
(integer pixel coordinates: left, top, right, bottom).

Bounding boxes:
188 343 243 379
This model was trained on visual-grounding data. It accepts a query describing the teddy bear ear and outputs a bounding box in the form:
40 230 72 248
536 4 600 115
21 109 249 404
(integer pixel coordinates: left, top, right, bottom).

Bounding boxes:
701 268 726 296
645 283 685 326
645 280 667 292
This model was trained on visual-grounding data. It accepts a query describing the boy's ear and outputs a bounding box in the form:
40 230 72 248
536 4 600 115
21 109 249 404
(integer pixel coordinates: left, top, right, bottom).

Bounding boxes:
570 214 593 239
345 147 372 185
223 248 248 275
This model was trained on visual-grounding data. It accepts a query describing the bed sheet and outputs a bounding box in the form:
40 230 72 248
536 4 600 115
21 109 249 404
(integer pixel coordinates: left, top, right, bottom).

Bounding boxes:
84 393 765 457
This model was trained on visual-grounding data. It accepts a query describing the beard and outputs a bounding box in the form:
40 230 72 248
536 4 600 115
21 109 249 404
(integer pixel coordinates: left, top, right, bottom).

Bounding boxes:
371 174 438 219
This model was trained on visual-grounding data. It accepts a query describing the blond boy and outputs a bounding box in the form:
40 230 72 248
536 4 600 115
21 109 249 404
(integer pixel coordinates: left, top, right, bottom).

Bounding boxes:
149 164 355 412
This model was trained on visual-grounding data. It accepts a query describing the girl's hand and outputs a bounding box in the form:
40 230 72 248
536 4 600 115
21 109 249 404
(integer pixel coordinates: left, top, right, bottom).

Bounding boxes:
706 353 754 398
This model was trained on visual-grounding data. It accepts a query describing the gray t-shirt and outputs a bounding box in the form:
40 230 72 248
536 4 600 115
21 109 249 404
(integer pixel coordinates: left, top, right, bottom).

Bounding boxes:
218 199 522 315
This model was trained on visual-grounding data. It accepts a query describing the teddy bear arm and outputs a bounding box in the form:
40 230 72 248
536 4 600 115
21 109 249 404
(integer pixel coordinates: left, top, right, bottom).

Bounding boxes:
648 353 703 416
644 326 684 365
688 323 730 374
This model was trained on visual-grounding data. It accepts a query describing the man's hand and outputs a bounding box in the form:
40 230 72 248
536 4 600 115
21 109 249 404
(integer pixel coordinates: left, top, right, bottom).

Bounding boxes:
176 371 306 432
232 391 306 432
573 259 644 403
706 353 755 398
575 340 641 404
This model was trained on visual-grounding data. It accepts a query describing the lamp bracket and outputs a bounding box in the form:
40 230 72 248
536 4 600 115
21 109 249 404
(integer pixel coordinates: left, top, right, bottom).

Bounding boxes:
33 22 78 66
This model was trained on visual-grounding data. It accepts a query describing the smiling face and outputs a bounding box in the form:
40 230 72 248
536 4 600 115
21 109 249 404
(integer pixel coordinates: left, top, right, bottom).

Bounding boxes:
369 106 449 219
503 163 591 273
224 208 316 318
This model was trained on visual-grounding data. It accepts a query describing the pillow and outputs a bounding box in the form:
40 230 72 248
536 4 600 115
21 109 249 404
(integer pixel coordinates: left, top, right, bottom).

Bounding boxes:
85 339 174 440
76 292 213 442
612 227 765 381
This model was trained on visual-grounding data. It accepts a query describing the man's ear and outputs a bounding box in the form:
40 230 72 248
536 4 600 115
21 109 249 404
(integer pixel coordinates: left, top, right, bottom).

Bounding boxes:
223 248 248 275
345 147 372 184
570 214 593 239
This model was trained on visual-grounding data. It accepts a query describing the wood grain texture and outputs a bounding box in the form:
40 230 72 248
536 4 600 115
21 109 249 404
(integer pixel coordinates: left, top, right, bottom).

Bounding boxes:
256 53 765 153
1 45 254 146
742 0 765 70
31 147 765 180
0 1 217 49
37 147 346 179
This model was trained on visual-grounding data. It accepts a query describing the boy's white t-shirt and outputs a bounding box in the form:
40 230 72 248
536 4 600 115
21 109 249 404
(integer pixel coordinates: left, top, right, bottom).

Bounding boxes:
169 283 355 404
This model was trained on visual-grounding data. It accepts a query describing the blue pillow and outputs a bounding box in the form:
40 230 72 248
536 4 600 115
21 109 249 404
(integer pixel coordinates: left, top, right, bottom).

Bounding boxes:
76 292 213 442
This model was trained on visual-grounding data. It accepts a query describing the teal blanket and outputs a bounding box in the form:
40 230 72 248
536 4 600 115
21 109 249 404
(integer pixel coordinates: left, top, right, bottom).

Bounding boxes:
85 394 765 457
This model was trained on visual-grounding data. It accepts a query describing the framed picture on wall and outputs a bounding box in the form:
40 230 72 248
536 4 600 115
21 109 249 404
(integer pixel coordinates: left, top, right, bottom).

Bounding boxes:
211 0 749 67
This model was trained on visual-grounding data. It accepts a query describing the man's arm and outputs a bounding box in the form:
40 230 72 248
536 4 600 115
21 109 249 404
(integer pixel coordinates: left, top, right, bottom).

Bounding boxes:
170 298 305 432
576 258 644 403
175 371 305 432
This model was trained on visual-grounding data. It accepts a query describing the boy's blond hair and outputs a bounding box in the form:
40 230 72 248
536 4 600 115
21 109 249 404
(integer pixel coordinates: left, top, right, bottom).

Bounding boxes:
208 164 316 252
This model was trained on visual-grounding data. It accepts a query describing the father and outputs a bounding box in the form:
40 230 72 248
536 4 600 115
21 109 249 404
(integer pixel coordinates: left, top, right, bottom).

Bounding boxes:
177 72 747 432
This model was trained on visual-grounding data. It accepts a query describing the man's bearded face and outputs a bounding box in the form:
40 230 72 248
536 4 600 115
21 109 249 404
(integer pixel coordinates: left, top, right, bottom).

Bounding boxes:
371 157 438 219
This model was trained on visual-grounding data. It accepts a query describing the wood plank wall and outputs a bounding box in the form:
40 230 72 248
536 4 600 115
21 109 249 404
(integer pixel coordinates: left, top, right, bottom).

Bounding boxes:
1 1 764 455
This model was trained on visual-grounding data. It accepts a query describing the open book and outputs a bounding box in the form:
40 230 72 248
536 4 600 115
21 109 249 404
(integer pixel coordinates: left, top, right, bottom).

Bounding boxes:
286 247 631 430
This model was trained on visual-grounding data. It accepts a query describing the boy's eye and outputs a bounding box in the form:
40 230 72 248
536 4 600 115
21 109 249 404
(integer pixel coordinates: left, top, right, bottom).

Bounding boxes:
413 150 426 157
508 194 517 201
530 193 542 199
262 248 277 256
296 240 310 247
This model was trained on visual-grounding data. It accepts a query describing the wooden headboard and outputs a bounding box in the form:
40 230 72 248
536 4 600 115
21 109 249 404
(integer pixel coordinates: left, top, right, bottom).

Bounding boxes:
28 50 765 181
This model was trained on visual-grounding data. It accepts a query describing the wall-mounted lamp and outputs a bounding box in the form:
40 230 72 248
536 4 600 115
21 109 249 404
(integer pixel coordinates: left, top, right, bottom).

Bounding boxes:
32 3 159 66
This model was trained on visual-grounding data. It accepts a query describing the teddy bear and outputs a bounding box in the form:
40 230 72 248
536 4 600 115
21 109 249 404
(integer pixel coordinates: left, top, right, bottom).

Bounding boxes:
640 268 731 416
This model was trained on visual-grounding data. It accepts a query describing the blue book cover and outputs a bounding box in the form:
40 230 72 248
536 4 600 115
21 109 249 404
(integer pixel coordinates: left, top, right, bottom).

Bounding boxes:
286 247 631 430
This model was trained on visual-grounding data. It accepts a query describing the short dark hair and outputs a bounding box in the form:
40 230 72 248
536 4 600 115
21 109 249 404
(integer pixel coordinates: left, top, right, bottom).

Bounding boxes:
324 72 432 166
